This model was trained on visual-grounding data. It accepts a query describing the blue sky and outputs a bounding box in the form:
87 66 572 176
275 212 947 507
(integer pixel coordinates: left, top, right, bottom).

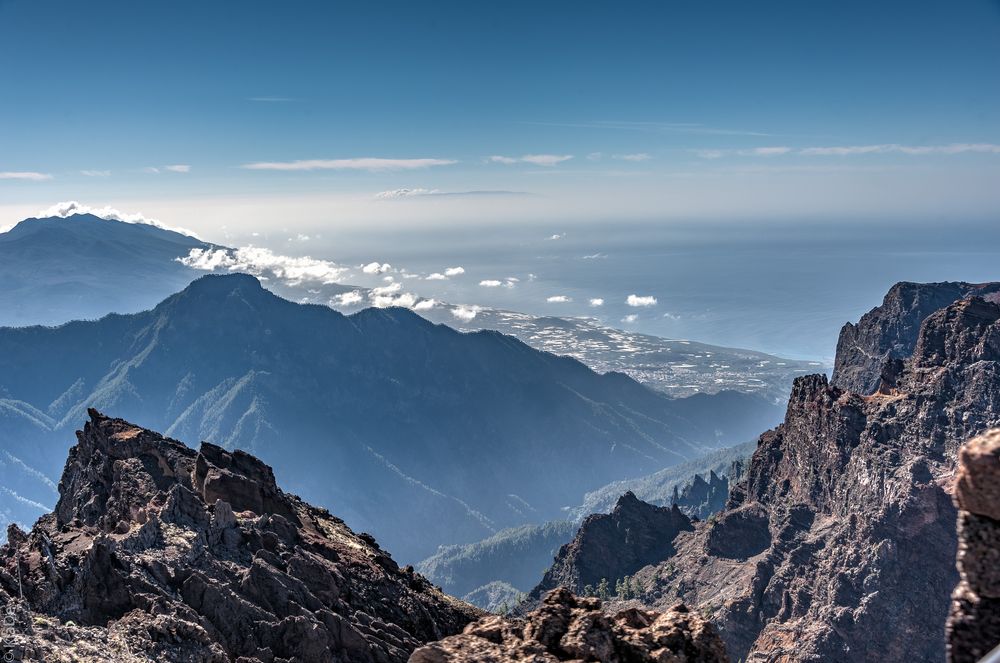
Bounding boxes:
1 0 1000 234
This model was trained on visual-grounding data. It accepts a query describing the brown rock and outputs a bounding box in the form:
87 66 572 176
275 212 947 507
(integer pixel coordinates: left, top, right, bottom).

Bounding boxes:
409 588 728 663
577 290 1000 662
954 429 1000 522
948 429 1000 662
530 492 693 600
0 410 481 662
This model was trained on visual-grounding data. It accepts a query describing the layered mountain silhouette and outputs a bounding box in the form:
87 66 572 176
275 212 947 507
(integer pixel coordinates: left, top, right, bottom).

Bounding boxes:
0 273 780 561
0 212 819 402
0 213 213 327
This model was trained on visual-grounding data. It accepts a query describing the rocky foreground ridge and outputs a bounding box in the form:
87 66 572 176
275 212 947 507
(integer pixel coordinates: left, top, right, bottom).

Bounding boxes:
948 429 1000 662
409 587 728 663
0 410 480 662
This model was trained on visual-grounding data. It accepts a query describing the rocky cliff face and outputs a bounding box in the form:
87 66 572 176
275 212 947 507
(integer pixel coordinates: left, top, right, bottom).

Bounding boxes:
831 280 1000 395
948 429 1000 662
0 411 479 662
530 492 693 600
409 588 728 663
596 289 1000 662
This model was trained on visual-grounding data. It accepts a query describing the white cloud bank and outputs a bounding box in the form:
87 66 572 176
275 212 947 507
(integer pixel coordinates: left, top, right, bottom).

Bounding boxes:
337 291 364 306
444 266 465 276
179 247 349 285
489 154 574 166
362 261 392 274
480 279 503 287
452 305 480 322
589 298 604 307
547 295 571 303
241 158 457 172
626 294 657 307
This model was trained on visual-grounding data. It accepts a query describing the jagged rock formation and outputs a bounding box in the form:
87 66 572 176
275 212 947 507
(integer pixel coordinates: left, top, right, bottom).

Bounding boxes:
832 280 1000 394
571 442 754 521
604 289 1000 662
671 470 729 520
948 429 1000 662
0 411 479 662
409 587 728 663
531 493 693 600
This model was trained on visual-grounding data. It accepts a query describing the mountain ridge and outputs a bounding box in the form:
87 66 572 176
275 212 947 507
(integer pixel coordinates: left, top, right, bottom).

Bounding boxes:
0 273 781 561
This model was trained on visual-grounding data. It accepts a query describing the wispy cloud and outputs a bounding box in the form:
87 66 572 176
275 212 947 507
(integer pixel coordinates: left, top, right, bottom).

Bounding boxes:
444 266 465 276
375 188 441 199
589 298 604 307
80 170 111 177
801 143 1000 156
489 154 573 166
425 273 448 280
695 143 1000 159
242 158 457 172
626 294 657 307
547 295 571 303
376 188 528 199
143 164 192 174
612 153 652 161
520 120 770 137
622 314 639 324
0 171 52 181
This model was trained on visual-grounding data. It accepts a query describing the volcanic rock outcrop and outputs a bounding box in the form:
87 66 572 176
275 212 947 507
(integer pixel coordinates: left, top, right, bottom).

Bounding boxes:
408 587 728 663
530 492 693 600
948 429 1000 662
0 410 480 662
832 280 1000 394
574 287 1000 662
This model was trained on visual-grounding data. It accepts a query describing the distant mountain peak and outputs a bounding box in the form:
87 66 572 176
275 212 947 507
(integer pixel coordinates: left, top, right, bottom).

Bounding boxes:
30 201 202 239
